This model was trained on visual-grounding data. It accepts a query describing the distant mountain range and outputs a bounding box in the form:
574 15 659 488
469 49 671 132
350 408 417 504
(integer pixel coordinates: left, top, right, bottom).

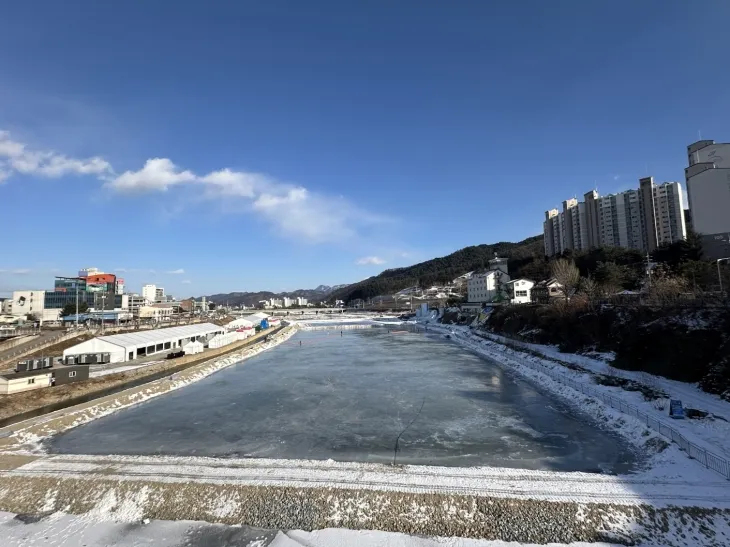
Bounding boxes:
202 284 349 307
204 235 547 308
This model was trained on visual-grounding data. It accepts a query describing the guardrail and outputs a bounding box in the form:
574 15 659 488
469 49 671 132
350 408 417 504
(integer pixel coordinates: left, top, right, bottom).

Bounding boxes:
463 331 730 481
0 330 89 363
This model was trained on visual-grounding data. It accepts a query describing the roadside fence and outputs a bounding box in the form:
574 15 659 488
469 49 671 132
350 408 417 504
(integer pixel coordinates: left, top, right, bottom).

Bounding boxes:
459 331 730 480
0 330 89 363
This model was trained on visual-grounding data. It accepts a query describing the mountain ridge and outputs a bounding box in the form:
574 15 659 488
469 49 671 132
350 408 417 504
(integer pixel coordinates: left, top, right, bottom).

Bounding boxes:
327 235 548 303
202 235 547 307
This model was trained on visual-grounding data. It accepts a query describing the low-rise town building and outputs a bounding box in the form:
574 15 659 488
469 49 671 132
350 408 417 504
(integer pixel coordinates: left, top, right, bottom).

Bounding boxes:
0 365 89 395
505 279 535 304
138 305 174 321
530 279 564 304
466 257 510 304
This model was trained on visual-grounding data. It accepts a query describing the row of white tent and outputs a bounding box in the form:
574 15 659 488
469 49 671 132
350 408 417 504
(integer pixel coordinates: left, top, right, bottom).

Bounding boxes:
224 312 271 331
208 329 255 349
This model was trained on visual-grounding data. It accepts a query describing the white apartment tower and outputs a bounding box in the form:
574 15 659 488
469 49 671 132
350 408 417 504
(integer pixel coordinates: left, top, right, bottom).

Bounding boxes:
685 139 730 259
543 209 562 256
543 178 686 257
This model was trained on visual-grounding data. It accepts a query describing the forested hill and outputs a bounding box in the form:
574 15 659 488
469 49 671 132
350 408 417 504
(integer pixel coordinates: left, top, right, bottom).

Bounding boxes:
329 235 549 303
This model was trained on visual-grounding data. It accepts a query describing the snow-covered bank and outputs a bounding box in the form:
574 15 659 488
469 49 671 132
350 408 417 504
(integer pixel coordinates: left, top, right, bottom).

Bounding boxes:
481 331 730 420
430 323 730 480
10 453 730 508
477 331 730 461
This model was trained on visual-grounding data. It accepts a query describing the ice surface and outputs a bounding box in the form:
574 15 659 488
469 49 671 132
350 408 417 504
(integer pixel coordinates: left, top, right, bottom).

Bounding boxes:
49 328 639 473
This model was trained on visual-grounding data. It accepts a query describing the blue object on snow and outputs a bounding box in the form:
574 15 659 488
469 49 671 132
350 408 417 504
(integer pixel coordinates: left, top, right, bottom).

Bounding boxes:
669 399 685 419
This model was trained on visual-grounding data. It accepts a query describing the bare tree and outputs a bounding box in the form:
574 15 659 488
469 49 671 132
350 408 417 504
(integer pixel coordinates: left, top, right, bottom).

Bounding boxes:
580 275 601 308
551 259 580 302
647 265 690 305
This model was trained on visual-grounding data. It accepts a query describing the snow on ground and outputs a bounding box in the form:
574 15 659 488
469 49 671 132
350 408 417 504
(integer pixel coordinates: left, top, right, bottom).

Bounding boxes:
0 512 623 547
11 453 730 508
483 331 730 419
274 530 620 547
475 330 730 459
421 322 730 482
88 364 149 378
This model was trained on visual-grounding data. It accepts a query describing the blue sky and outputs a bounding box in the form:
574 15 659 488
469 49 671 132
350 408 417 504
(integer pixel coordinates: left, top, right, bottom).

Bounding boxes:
2 1 730 298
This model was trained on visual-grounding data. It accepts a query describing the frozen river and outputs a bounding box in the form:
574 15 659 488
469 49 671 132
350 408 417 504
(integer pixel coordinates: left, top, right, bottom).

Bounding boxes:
49 328 640 472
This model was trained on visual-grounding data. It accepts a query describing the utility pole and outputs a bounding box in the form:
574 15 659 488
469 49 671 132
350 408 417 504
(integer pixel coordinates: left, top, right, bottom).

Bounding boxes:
101 294 106 334
75 279 79 329
646 253 652 289
718 258 730 294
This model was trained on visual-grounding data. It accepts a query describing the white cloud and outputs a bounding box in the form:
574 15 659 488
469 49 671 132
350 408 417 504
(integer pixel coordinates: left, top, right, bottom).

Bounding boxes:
166 268 185 274
109 158 195 192
12 268 32 275
201 168 260 198
1 128 391 244
181 279 192 284
356 256 386 265
0 130 111 181
114 268 128 273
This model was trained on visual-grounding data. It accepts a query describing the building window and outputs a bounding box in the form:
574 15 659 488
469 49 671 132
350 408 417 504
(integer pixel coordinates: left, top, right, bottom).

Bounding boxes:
69 371 77 378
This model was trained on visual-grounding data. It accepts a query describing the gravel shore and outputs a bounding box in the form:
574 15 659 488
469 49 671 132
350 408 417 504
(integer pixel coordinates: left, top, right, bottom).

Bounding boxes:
0 475 728 545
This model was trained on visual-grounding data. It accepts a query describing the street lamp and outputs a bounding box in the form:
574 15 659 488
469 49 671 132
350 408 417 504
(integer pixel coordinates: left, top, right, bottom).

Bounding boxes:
717 258 730 294
101 294 106 333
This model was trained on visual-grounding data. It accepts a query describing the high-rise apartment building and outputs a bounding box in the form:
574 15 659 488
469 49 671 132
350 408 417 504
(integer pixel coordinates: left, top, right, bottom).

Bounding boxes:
543 208 562 256
155 287 165 302
685 139 730 259
543 178 686 257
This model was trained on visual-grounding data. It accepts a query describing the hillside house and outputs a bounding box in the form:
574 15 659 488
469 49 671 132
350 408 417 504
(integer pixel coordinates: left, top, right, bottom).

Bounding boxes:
531 279 564 304
466 257 511 304
505 279 535 304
